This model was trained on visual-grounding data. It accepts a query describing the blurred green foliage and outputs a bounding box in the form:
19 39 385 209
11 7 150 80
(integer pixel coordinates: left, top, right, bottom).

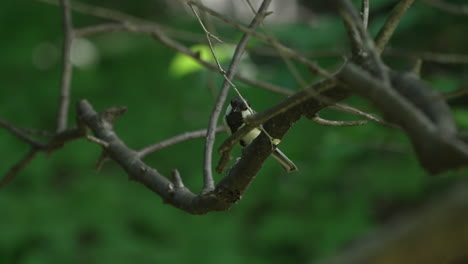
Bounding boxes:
1 0 467 263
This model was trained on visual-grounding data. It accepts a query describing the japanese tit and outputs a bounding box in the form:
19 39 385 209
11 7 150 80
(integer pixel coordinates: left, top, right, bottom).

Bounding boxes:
223 97 298 172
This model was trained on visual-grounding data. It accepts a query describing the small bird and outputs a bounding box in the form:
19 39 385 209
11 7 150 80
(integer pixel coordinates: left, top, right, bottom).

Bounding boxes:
223 97 298 172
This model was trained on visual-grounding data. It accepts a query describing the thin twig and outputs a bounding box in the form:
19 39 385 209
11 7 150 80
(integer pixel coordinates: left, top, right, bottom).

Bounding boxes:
86 135 109 148
375 0 416 54
409 58 423 76
76 23 294 95
188 1 276 148
361 0 370 29
197 0 218 43
0 120 45 148
340 63 468 174
197 0 220 98
40 0 331 79
0 149 39 189
199 0 272 193
443 87 468 100
77 24 395 130
36 0 146 24
244 0 308 88
0 123 87 188
422 0 468 16
17 127 53 137
187 3 224 72
330 104 400 129
138 126 225 158
94 151 108 171
185 0 331 79
384 48 468 64
77 22 396 129
312 115 367 127
187 3 254 103
56 0 74 132
251 45 468 65
187 2 257 117
411 85 468 106
171 169 185 188
338 0 389 83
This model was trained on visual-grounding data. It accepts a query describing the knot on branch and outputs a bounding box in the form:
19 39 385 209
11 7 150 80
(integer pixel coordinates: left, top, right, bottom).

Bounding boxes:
99 106 127 128
77 99 127 139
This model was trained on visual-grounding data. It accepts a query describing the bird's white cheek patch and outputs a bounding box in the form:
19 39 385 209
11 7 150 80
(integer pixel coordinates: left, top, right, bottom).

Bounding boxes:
241 109 255 119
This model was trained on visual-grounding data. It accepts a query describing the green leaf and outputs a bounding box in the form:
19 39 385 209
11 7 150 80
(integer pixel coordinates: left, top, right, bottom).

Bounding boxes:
169 44 233 77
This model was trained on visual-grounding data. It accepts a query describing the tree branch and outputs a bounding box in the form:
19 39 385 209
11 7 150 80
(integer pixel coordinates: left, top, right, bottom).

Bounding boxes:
77 100 209 213
36 0 146 24
216 78 338 173
0 122 86 188
360 0 370 29
185 0 331 78
76 22 393 131
75 23 294 96
38 0 331 79
202 0 272 193
244 0 308 89
56 0 74 132
375 0 416 54
422 0 468 16
329 104 400 129
338 63 468 174
0 149 39 189
138 126 225 158
0 120 46 148
337 0 389 83
16 0 467 221
385 48 468 64
76 99 291 214
311 115 367 127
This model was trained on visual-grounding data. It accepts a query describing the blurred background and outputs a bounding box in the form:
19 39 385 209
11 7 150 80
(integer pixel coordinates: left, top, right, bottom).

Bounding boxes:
1 0 468 263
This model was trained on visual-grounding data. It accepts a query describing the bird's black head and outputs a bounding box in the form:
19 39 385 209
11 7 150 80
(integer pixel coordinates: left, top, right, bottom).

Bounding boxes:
230 97 249 112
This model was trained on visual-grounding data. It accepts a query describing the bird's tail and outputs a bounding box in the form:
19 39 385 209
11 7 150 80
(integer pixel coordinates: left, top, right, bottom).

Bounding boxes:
271 149 298 172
